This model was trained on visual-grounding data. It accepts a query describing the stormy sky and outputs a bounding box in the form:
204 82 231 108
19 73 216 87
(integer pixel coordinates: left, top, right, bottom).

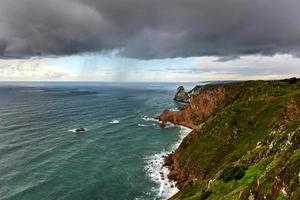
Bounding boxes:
1 0 300 59
0 0 300 81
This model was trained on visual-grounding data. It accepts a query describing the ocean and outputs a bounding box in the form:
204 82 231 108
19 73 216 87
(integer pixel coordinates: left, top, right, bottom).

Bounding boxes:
0 82 195 200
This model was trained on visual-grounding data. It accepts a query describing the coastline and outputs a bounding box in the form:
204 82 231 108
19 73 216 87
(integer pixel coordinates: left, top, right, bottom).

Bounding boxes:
154 85 226 198
145 124 192 200
155 79 300 199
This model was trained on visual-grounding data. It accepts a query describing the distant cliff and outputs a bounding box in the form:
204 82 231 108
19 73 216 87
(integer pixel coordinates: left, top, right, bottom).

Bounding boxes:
159 78 300 200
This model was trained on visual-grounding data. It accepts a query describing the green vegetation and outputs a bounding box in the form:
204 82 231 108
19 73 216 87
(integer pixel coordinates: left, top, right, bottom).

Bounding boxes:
219 165 247 183
170 79 300 200
199 190 213 200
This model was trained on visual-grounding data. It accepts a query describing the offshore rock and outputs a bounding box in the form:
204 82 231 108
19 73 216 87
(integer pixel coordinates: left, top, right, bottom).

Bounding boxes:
75 128 86 133
174 86 189 103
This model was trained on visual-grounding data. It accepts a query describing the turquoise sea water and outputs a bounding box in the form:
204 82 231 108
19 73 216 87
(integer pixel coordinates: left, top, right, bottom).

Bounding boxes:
0 82 194 200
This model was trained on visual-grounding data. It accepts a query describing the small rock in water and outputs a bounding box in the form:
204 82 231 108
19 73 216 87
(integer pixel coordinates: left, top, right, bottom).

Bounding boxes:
75 128 86 133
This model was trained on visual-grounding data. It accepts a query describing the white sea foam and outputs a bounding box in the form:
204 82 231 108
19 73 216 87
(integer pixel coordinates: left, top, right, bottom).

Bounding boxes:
163 122 176 128
109 119 120 124
138 123 148 127
142 115 159 122
141 115 177 129
145 126 191 200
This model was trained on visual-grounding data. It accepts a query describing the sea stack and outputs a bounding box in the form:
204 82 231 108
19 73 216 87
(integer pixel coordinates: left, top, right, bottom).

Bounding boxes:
173 86 189 103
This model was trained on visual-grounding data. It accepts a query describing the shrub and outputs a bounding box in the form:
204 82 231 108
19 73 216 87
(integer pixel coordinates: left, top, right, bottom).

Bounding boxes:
219 165 247 183
199 190 213 200
282 77 297 84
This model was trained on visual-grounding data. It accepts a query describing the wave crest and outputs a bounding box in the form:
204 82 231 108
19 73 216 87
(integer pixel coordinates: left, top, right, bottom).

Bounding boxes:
109 119 120 124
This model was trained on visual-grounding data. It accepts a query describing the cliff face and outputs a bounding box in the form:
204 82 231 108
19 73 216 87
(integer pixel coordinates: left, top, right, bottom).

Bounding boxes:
158 86 225 129
159 79 300 200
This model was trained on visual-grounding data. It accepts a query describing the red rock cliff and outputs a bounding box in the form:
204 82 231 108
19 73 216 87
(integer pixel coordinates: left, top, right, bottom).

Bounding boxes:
158 86 225 129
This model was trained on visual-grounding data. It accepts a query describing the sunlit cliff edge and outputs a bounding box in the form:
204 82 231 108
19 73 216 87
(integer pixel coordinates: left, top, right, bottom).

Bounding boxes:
158 78 300 200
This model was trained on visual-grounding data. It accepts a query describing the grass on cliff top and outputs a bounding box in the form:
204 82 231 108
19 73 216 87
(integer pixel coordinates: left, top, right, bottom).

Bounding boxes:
171 79 300 200
177 80 298 177
171 157 272 200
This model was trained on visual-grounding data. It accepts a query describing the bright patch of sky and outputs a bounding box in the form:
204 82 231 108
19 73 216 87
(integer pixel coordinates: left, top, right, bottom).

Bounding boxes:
0 54 300 82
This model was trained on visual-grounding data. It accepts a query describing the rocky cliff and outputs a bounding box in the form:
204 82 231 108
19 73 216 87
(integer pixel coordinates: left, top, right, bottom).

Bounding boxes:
159 79 300 200
159 86 225 129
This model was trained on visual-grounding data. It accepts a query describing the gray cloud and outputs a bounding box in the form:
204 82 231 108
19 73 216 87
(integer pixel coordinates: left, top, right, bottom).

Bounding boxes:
1 0 300 59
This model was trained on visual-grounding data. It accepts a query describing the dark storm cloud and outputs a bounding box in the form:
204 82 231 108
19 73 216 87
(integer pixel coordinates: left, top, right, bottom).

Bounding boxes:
0 0 300 59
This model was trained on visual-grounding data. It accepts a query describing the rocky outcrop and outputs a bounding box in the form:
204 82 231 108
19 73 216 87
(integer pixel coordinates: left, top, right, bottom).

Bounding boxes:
174 86 189 103
75 128 86 133
158 86 225 129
